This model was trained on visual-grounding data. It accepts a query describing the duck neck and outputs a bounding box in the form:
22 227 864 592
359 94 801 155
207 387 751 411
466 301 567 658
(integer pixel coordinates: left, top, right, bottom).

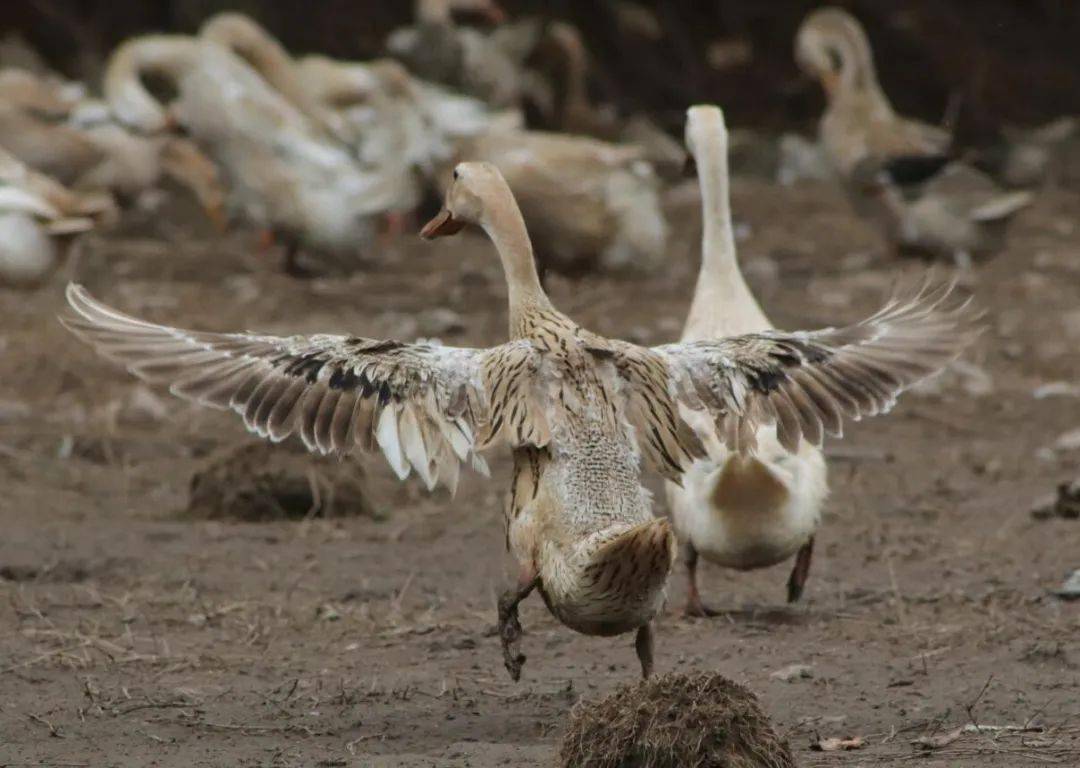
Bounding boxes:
104 36 195 133
559 32 590 119
832 36 893 115
685 137 768 337
479 198 552 332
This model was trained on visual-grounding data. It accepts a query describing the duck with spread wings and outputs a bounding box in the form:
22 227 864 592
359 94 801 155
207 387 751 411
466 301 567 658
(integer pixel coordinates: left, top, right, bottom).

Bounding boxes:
63 162 978 681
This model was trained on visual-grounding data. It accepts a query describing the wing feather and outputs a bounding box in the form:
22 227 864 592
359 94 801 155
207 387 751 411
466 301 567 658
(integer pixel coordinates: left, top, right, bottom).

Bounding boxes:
651 279 980 454
61 284 538 492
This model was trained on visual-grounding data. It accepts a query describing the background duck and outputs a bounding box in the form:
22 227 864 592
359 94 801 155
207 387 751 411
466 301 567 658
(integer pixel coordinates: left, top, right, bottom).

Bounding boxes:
447 128 668 274
386 0 553 117
202 13 512 237
104 35 407 274
542 21 684 174
982 116 1080 190
0 147 114 287
666 106 827 615
796 6 1030 263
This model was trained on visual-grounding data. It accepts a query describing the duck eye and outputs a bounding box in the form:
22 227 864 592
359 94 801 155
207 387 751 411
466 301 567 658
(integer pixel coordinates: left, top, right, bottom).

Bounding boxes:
826 47 843 71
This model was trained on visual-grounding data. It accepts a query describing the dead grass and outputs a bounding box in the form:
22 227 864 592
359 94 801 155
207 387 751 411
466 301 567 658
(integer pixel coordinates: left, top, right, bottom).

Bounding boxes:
558 672 795 768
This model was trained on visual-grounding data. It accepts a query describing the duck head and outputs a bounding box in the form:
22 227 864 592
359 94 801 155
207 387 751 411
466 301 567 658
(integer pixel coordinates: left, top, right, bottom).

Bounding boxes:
795 7 878 100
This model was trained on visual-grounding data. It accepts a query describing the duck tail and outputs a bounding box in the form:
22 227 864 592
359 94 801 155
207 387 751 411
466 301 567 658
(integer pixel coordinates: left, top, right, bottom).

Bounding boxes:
972 190 1032 222
587 517 677 592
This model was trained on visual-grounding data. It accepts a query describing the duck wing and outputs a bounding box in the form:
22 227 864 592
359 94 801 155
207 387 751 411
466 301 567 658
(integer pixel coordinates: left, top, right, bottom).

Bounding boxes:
61 284 547 494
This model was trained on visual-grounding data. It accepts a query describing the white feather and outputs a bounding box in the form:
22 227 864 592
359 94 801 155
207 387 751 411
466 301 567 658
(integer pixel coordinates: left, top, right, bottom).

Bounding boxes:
376 405 409 480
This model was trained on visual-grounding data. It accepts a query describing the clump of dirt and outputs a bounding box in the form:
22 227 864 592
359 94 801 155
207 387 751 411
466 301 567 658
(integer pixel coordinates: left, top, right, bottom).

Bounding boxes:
1031 478 1080 520
558 672 796 768
186 441 375 521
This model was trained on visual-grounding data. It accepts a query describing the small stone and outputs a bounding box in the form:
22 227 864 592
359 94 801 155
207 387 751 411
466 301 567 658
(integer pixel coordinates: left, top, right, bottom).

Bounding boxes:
770 663 813 682
316 603 341 622
0 399 30 424
1062 310 1080 340
1033 382 1080 399
1054 428 1080 452
1052 570 1080 600
1031 494 1058 520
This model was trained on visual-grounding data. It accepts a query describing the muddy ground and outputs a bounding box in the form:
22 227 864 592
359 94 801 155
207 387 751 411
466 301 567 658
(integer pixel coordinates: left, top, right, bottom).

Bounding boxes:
1 179 1079 767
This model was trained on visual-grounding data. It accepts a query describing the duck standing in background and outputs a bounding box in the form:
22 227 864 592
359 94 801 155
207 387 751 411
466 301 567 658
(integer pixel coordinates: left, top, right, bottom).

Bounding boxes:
0 147 115 287
104 35 405 275
796 7 1030 264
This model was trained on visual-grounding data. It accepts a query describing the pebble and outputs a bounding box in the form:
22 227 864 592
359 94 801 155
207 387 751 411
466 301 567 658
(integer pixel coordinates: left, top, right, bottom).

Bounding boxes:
770 663 814 682
1053 570 1080 600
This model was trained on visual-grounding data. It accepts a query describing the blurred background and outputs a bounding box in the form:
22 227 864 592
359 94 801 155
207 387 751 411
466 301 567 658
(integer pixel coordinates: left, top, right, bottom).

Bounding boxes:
4 0 1080 143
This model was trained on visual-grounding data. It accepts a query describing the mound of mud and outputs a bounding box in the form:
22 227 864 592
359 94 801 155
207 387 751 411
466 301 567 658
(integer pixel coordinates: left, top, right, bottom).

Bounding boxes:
186 441 374 521
559 672 795 768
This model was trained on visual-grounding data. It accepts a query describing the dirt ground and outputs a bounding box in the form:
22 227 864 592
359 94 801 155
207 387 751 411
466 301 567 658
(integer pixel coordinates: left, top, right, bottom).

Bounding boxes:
1 178 1078 767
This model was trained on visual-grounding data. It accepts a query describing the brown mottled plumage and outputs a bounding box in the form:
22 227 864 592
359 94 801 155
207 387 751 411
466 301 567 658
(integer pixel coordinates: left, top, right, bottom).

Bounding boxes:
62 162 977 680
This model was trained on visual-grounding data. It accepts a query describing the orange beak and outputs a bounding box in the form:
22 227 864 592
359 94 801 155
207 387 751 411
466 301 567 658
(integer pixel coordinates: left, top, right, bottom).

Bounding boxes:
420 208 465 240
821 70 840 98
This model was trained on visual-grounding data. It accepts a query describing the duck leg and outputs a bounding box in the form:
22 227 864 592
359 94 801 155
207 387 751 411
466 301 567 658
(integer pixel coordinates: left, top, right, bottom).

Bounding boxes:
280 232 317 278
786 536 815 603
635 622 655 678
683 542 720 617
497 570 539 682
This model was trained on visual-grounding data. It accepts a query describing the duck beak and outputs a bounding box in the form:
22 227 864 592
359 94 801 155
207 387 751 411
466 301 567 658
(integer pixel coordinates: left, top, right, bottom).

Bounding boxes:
420 208 465 240
821 70 840 98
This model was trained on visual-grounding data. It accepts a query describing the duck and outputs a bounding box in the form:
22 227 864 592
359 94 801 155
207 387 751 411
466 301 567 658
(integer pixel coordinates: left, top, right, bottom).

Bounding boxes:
0 66 226 221
201 13 511 228
795 7 1030 263
667 106 828 616
0 67 84 119
67 104 227 223
0 147 114 287
386 0 552 116
0 99 105 186
985 117 1080 189
63 161 977 679
103 35 405 273
447 128 669 274
198 13 348 142
542 21 684 173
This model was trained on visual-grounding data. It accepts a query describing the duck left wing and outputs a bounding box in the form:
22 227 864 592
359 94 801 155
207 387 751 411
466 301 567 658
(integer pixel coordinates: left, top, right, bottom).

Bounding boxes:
590 279 980 463
62 284 544 494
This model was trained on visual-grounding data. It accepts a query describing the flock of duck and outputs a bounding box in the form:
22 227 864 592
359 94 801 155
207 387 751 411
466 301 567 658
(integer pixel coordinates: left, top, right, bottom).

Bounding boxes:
4 5 1071 286
9 3 1056 678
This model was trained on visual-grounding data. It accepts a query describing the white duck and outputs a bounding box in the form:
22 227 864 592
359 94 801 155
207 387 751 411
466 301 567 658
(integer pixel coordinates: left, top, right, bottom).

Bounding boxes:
666 106 827 615
104 35 404 273
201 13 512 229
0 147 114 288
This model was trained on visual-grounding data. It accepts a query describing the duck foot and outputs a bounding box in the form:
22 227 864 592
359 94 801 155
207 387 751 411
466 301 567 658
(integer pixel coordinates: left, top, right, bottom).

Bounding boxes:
635 623 655 678
683 541 721 617
496 575 539 682
786 536 815 604
683 597 723 618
